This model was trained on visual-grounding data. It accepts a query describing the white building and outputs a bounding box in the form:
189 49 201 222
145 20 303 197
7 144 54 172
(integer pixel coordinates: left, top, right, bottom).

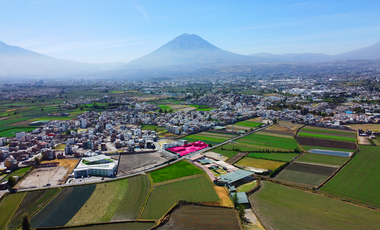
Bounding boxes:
74 154 118 178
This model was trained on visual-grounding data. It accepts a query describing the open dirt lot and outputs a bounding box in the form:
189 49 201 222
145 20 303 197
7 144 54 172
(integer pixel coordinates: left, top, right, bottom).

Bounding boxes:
226 152 249 164
357 136 371 145
16 159 79 189
268 121 304 134
117 151 174 175
204 151 228 161
297 137 357 149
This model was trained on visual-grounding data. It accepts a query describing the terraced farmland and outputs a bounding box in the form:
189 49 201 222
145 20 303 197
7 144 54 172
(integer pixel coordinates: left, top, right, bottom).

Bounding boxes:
0 192 26 230
150 161 203 183
321 145 380 208
156 205 241 230
250 181 380 230
141 176 220 220
31 185 96 228
7 188 59 229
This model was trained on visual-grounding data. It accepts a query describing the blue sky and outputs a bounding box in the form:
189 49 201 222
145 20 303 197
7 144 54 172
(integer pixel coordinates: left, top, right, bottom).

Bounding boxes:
1 0 380 63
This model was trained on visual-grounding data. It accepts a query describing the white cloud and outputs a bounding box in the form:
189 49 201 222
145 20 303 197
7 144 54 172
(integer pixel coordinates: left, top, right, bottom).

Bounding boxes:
136 5 148 19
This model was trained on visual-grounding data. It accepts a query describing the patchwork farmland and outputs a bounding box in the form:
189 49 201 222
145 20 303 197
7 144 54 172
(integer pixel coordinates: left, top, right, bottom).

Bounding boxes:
7 188 59 229
274 150 350 188
250 181 380 230
321 145 380 208
235 157 286 171
226 119 262 131
141 176 220 220
181 131 235 145
0 192 25 230
297 126 358 151
149 161 203 183
222 132 300 152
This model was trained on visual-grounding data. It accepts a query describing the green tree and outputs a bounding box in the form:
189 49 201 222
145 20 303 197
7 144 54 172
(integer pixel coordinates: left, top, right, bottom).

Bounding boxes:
238 204 245 220
232 192 238 208
7 176 17 188
22 215 30 230
41 108 44 111
159 108 163 113
34 157 41 166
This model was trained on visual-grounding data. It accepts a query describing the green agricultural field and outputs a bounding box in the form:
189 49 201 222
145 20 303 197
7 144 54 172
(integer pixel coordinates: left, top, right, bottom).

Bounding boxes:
237 181 256 193
111 175 151 220
301 127 356 137
212 148 239 158
187 105 214 111
0 117 32 126
235 157 285 170
157 105 173 111
7 188 59 229
150 161 203 183
321 145 380 208
141 125 165 132
248 152 299 162
275 170 330 187
30 116 73 121
298 132 357 143
0 192 26 230
297 153 348 167
181 134 228 145
234 121 262 128
301 145 355 152
67 179 128 226
250 182 380 230
31 185 96 228
2 167 31 182
223 133 300 152
0 127 37 137
58 222 156 230
141 176 219 220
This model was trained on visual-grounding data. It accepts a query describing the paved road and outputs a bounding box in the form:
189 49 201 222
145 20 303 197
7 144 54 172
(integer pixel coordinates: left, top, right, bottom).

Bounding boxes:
10 123 273 193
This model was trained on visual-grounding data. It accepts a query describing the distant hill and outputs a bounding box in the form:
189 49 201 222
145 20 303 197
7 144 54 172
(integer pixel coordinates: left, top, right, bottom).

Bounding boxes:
249 42 380 62
124 33 273 69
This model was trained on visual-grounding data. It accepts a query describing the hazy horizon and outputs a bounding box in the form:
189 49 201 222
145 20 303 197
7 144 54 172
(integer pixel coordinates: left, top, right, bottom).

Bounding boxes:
1 0 380 63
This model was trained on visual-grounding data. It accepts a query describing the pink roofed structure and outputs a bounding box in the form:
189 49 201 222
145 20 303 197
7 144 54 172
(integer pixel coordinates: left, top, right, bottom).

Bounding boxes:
167 141 208 156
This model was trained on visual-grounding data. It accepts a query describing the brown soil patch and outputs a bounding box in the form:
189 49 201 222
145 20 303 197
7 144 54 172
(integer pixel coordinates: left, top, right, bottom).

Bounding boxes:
286 162 338 176
297 137 357 150
226 152 249 164
213 185 234 208
260 129 294 137
6 120 31 126
0 117 9 120
6 109 16 112
268 121 304 134
357 136 371 145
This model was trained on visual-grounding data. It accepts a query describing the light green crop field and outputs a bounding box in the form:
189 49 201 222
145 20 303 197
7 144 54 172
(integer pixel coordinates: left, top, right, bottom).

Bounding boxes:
234 121 262 127
59 222 156 230
0 127 36 137
222 133 300 152
2 167 31 182
182 133 229 145
275 170 330 187
141 176 220 220
301 127 356 137
237 181 256 193
236 157 285 170
298 132 357 143
296 153 348 167
321 145 380 208
66 179 128 226
8 188 59 229
0 192 26 230
212 148 239 158
248 152 299 162
141 125 166 132
250 181 380 230
150 161 203 183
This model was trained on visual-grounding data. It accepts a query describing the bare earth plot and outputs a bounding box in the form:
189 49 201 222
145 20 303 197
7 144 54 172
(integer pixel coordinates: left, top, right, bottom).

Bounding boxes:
267 121 304 134
275 162 338 188
117 151 174 176
16 158 79 189
226 152 249 164
156 205 241 230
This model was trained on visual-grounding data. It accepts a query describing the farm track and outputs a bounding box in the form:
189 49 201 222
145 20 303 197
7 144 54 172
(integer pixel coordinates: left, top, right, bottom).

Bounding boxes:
226 152 249 164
